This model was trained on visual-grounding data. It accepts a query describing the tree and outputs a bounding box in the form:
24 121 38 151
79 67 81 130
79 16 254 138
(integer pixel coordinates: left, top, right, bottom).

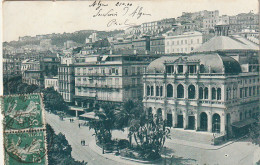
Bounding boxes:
42 87 68 113
88 103 116 145
114 100 143 129
129 114 171 159
46 124 86 165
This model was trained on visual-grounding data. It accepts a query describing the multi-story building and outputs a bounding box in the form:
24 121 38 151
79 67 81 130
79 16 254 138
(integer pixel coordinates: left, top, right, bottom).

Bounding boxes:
141 18 175 35
203 15 229 30
125 25 141 35
44 76 59 91
3 58 21 78
113 36 150 51
21 59 44 87
150 36 165 54
73 53 157 109
164 31 203 54
143 52 259 144
58 57 75 103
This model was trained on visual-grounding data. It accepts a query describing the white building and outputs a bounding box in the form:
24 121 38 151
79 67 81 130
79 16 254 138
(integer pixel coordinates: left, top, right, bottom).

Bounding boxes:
164 31 203 54
45 76 59 91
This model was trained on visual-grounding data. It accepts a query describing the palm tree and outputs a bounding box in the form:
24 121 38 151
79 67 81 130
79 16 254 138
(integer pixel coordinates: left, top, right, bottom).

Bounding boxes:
114 100 144 146
88 102 116 144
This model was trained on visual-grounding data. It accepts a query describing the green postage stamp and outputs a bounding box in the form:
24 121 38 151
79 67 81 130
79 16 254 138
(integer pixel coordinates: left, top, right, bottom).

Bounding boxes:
1 94 48 165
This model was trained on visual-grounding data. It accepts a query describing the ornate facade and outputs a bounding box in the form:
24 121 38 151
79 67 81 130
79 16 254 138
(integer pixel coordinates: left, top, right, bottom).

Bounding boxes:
143 53 259 142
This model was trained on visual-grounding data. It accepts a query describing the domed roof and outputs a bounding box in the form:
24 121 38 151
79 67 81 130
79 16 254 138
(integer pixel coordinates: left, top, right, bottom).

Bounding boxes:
146 53 242 74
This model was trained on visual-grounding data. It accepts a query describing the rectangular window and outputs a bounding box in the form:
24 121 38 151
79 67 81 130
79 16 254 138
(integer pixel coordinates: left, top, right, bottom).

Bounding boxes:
132 67 135 75
166 65 174 74
178 65 183 73
244 87 248 97
249 87 252 96
125 69 128 75
240 88 243 98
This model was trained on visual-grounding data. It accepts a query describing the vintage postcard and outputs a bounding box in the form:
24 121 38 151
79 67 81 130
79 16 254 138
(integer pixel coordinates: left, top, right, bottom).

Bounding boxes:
1 0 260 164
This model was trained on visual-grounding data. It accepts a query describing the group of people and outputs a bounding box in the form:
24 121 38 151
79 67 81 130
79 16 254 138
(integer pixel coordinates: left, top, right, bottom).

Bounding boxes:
81 139 86 146
69 118 74 122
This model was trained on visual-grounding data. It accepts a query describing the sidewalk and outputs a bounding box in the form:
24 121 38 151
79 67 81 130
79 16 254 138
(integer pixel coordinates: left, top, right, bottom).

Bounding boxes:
88 140 151 165
165 135 247 150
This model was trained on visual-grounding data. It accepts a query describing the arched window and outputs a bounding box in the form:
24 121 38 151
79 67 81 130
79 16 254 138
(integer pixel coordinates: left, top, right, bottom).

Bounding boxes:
212 88 216 100
156 86 160 96
244 111 247 119
199 87 204 99
212 113 221 133
188 85 195 99
177 84 184 98
240 112 243 121
204 87 209 99
167 84 173 97
151 86 154 96
147 86 150 96
217 88 221 100
160 86 163 96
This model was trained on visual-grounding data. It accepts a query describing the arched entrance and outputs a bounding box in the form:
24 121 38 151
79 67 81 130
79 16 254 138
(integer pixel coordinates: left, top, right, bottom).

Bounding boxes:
200 112 208 131
157 108 162 120
147 107 153 119
212 114 221 133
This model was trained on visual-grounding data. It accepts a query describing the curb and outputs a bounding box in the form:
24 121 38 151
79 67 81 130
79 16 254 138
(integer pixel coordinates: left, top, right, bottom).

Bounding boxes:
166 135 248 150
89 140 162 165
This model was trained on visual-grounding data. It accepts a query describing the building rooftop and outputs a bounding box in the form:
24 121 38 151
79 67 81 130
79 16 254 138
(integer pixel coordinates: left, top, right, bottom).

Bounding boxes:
193 36 259 52
146 53 242 74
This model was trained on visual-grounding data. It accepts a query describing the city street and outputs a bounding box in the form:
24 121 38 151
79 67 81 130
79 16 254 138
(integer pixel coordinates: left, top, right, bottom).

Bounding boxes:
46 112 260 165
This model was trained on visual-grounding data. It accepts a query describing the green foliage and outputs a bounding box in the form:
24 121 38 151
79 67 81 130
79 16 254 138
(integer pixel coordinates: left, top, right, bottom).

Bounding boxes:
88 103 116 144
114 100 143 129
46 124 87 165
128 114 171 158
4 75 40 95
42 87 68 113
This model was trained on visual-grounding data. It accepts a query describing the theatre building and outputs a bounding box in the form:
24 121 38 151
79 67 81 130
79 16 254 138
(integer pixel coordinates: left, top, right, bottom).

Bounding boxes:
143 53 259 144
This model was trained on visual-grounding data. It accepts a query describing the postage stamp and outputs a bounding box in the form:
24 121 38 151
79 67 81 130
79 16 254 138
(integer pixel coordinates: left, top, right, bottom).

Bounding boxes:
1 93 48 165
2 94 45 131
4 130 48 165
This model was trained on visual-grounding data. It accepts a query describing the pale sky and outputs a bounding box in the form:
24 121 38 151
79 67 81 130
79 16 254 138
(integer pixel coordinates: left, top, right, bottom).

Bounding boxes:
3 0 259 42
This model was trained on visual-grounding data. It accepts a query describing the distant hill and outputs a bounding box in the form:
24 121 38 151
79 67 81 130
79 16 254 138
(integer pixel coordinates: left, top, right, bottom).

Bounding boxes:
4 30 124 48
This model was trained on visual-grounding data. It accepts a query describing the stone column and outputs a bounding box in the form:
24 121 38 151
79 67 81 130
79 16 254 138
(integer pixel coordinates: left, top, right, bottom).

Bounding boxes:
195 82 199 99
143 82 147 97
154 83 156 97
172 110 176 127
222 83 226 102
184 83 188 99
173 82 177 99
183 110 188 129
163 83 166 98
221 113 226 133
208 112 212 132
196 112 200 131
75 110 78 117
208 84 212 100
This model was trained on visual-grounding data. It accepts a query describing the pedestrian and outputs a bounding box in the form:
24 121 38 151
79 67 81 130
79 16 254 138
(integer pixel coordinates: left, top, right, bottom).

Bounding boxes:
83 140 85 146
78 123 81 128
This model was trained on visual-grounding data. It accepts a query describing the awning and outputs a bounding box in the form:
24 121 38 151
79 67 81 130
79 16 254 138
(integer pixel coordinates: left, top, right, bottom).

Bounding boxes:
79 112 99 120
231 118 257 128
101 55 109 61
